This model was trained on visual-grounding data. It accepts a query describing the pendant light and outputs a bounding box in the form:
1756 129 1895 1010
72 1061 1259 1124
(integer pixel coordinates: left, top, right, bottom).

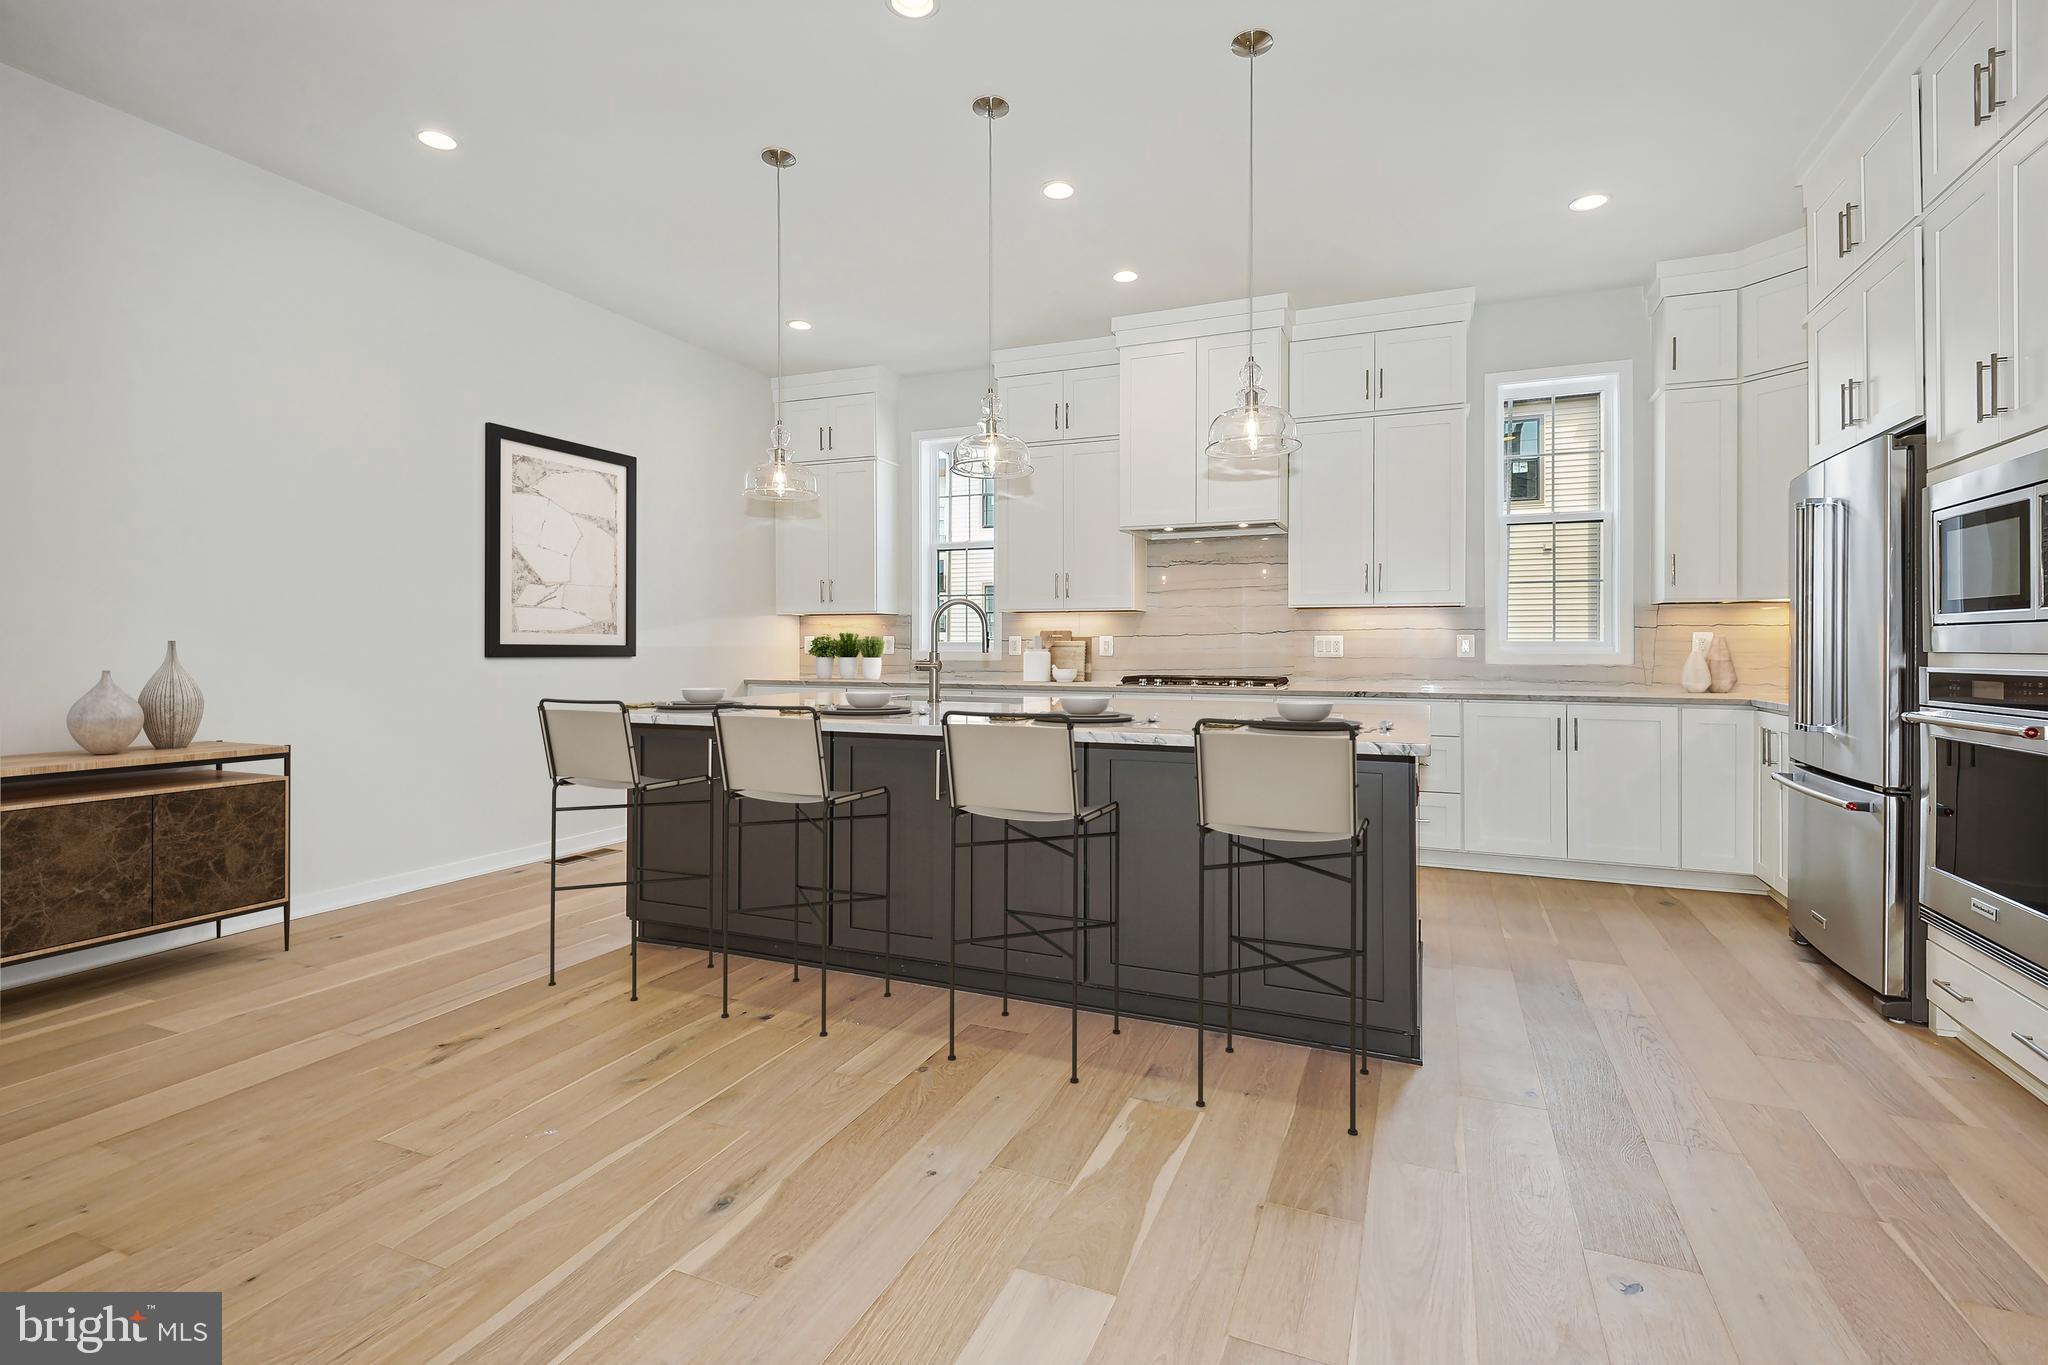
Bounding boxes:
1206 29 1299 469
743 147 819 504
951 96 1033 481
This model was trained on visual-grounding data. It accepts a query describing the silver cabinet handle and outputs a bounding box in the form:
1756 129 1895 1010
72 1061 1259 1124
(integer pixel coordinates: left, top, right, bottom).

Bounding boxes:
1990 354 2009 415
1364 369 1372 401
1555 717 1562 751
1903 711 2046 739
827 425 834 451
2013 1032 2048 1064
1052 571 1059 599
1671 336 1678 371
1669 553 1678 586
1053 402 1060 430
1377 562 1385 594
1769 770 1870 811
829 579 835 602
1977 359 1991 422
1836 207 1849 258
1843 202 1860 253
1932 978 1974 1004
1846 377 1861 425
1573 717 1580 751
1063 571 1070 597
1975 55 1991 125
1064 401 1071 430
1378 367 1385 398
819 579 826 602
934 749 944 801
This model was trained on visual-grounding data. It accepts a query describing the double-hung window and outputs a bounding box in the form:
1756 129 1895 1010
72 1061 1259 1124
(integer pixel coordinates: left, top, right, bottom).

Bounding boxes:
922 440 999 650
1484 364 1633 665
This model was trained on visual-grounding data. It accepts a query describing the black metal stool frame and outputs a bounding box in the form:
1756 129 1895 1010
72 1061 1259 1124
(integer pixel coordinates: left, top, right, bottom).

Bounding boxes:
942 712 1122 1085
1193 717 1371 1135
713 704 892 1037
539 699 715 1002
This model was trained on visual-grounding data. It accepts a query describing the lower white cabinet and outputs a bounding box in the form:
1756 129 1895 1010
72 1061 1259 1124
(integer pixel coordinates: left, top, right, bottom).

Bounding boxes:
774 460 899 616
1755 711 1790 896
1463 703 1569 860
1567 705 1682 867
1679 707 1756 873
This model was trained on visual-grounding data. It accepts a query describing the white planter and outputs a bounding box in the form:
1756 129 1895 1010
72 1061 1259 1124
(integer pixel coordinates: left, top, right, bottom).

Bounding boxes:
860 656 883 680
813 657 832 679
836 657 857 679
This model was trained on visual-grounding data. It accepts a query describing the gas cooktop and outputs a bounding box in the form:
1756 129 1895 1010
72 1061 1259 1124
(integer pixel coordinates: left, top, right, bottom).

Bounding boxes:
1119 673 1290 689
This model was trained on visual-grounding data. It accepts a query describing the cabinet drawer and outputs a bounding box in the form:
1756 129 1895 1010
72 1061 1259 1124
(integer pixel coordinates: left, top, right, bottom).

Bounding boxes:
1417 737 1462 794
1415 792 1463 851
1422 700 1461 736
1928 930 2048 1089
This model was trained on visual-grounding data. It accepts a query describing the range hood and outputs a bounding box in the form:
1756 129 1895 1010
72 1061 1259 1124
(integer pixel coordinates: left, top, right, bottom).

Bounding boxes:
1131 520 1285 541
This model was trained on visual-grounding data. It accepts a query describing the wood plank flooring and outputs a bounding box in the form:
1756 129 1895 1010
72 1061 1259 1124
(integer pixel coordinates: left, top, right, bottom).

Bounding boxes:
4 857 2048 1363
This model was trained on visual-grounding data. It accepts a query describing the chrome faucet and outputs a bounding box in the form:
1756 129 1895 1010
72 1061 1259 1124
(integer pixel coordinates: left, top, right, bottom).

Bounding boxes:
915 598 992 705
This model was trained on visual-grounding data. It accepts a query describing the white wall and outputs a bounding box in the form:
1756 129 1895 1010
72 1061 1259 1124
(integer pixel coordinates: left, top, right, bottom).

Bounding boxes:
0 65 792 981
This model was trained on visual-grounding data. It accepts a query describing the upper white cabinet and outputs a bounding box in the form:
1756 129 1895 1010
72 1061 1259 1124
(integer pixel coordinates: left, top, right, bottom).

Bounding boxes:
1568 705 1682 868
1921 0 2048 206
774 459 900 615
1679 707 1756 874
994 440 1140 612
775 367 894 464
1292 322 1467 416
1288 409 1467 607
1654 290 1739 388
1463 703 1569 860
1808 228 1923 462
1653 385 1740 602
995 350 1119 446
2005 104 2048 446
1292 333 1377 418
1737 367 1810 598
1739 270 1809 378
1118 337 1201 529
1804 72 1920 308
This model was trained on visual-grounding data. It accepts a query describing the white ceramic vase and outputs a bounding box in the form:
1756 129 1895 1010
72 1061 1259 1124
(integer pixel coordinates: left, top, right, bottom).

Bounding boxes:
813 657 832 679
836 657 857 679
66 671 144 755
1706 637 1736 694
860 656 883 680
1680 639 1713 694
139 639 205 748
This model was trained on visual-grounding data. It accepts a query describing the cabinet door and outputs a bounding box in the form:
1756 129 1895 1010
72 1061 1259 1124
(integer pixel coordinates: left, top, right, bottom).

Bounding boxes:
1063 365 1120 440
825 392 877 461
1291 333 1374 418
995 447 1066 611
1739 270 1808 378
1737 369 1809 599
996 372 1065 446
1860 228 1925 437
2010 0 2048 127
1197 329 1289 526
1119 339 1199 528
1372 407 1467 606
1921 0 2005 206
2003 102 2048 444
1287 418 1373 607
1856 77 1922 269
1809 283 1863 460
1809 159 1864 306
1656 291 1739 386
1567 705 1680 868
1463 703 1568 860
774 489 830 615
1926 161 2006 467
156 782 289 917
1373 322 1465 411
0 797 153 957
1756 714 1791 896
780 397 831 460
823 461 878 610
1654 385 1739 601
1061 441 1140 609
1679 707 1756 874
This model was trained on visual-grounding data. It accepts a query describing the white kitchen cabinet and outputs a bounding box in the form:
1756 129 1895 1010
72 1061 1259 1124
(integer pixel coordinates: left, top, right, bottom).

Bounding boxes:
1290 321 1466 418
2005 103 2048 445
1196 329 1290 527
1679 707 1756 874
1922 0 2008 205
1463 703 1569 860
1806 73 1920 308
774 485 830 615
1808 228 1923 463
1755 711 1790 897
1926 159 2006 467
1287 417 1374 606
1737 369 1809 599
774 460 899 615
997 364 1119 444
1372 408 1468 605
1739 270 1809 378
1119 338 1200 529
1654 290 1739 388
780 393 876 461
1292 333 1376 418
1567 705 1681 868
1415 793 1465 852
779 397 830 458
1653 385 1739 602
995 440 1139 612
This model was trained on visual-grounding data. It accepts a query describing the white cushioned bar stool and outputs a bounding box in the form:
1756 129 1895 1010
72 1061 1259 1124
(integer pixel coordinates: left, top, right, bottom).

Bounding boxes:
712 704 892 1036
1193 717 1369 1135
942 712 1121 1084
538 699 716 1000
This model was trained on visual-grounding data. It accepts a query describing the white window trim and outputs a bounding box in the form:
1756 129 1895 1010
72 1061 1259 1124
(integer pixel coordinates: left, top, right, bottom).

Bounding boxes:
1482 361 1635 667
911 427 996 655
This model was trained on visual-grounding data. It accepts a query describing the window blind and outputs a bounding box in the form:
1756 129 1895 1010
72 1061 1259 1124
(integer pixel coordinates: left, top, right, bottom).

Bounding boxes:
1502 392 1606 644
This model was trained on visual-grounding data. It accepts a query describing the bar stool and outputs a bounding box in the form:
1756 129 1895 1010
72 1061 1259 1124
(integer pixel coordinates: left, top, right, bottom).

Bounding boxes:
712 704 892 1036
942 712 1121 1084
1193 717 1369 1135
538 699 716 1000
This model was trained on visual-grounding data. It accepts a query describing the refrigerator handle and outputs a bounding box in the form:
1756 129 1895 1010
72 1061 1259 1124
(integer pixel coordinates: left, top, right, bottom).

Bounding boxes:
1792 499 1812 730
1823 498 1848 732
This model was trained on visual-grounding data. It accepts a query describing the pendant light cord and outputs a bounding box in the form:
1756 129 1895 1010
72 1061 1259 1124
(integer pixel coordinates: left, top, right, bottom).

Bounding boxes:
986 108 995 389
775 160 785 428
1245 44 1256 366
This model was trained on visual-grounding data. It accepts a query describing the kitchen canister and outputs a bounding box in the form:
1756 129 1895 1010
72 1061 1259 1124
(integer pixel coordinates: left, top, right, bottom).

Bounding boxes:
1022 648 1052 683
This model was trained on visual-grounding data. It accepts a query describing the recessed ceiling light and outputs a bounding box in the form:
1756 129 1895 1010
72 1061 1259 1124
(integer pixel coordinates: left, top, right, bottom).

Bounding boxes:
1112 269 1139 284
886 0 937 15
786 319 812 331
1042 180 1075 200
1568 193 1609 212
416 129 459 151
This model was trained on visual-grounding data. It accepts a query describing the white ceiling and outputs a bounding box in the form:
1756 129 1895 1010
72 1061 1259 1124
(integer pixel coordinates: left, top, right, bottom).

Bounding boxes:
0 0 1915 377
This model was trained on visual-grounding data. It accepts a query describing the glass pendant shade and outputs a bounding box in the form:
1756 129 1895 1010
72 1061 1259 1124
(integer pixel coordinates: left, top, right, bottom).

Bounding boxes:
951 386 1032 480
1205 355 1299 467
743 421 818 502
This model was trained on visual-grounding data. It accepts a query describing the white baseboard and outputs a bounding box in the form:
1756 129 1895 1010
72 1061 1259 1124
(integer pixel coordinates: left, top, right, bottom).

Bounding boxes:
1420 848 1769 895
0 822 626 990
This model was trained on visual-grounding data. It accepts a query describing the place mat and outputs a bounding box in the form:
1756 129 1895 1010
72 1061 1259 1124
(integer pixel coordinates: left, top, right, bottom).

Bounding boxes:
1038 712 1134 725
646 700 724 711
819 704 912 717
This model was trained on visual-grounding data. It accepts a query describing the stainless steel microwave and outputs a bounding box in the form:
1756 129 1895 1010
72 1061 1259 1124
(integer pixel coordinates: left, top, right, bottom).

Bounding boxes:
1929 443 2048 654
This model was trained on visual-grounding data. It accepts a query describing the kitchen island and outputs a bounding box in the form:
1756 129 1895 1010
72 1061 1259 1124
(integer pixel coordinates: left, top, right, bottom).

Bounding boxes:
626 693 1428 1062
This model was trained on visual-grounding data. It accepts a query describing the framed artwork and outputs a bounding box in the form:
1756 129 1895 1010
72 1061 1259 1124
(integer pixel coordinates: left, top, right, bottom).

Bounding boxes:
483 423 636 657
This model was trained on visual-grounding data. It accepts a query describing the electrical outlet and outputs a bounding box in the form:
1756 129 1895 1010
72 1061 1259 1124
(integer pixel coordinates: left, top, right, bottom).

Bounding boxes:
1692 631 1714 652
1314 634 1344 658
801 634 814 653
1008 635 1024 656
882 636 895 655
1455 632 1477 659
1096 635 1115 657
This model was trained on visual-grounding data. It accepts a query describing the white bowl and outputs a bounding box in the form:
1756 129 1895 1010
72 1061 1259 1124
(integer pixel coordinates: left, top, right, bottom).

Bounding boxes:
1052 667 1079 683
842 687 896 710
680 687 725 704
1277 698 1334 723
1062 694 1112 717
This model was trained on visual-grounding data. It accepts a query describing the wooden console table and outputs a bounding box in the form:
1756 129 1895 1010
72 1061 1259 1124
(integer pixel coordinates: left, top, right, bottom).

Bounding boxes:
1 741 291 968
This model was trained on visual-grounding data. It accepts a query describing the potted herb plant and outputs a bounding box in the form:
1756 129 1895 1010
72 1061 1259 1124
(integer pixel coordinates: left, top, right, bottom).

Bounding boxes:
808 634 834 680
835 632 862 680
857 634 885 680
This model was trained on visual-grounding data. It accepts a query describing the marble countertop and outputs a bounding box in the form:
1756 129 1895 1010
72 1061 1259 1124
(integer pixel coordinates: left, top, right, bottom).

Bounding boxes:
636 691 1433 757
747 675 1788 712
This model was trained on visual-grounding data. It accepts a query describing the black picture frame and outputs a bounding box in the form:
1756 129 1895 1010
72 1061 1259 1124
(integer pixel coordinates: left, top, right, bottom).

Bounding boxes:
483 422 637 658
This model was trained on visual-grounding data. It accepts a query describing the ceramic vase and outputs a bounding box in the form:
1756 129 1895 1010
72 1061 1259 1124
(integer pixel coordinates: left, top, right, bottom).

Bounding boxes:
66 671 144 755
1706 637 1736 694
813 657 832 680
139 640 205 748
836 657 857 680
1680 638 1713 694
860 656 883 681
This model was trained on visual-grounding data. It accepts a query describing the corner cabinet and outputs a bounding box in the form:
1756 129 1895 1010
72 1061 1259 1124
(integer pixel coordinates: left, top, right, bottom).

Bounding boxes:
1679 706 1756 873
1653 290 1739 387
994 440 1141 611
1288 408 1467 607
774 459 901 616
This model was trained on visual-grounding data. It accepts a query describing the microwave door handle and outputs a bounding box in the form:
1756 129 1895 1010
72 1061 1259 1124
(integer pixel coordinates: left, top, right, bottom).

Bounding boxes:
1902 711 2046 740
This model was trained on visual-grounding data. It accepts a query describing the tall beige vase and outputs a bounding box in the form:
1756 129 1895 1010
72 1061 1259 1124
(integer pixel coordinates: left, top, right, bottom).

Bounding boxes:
66 671 144 754
139 640 205 748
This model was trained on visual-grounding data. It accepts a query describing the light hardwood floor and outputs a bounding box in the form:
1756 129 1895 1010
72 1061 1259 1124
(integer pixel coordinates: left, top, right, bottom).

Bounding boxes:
5 855 2048 1364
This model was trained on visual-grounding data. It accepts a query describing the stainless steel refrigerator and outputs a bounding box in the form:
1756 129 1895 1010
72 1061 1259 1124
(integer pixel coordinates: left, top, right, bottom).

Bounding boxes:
1780 433 1919 1009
